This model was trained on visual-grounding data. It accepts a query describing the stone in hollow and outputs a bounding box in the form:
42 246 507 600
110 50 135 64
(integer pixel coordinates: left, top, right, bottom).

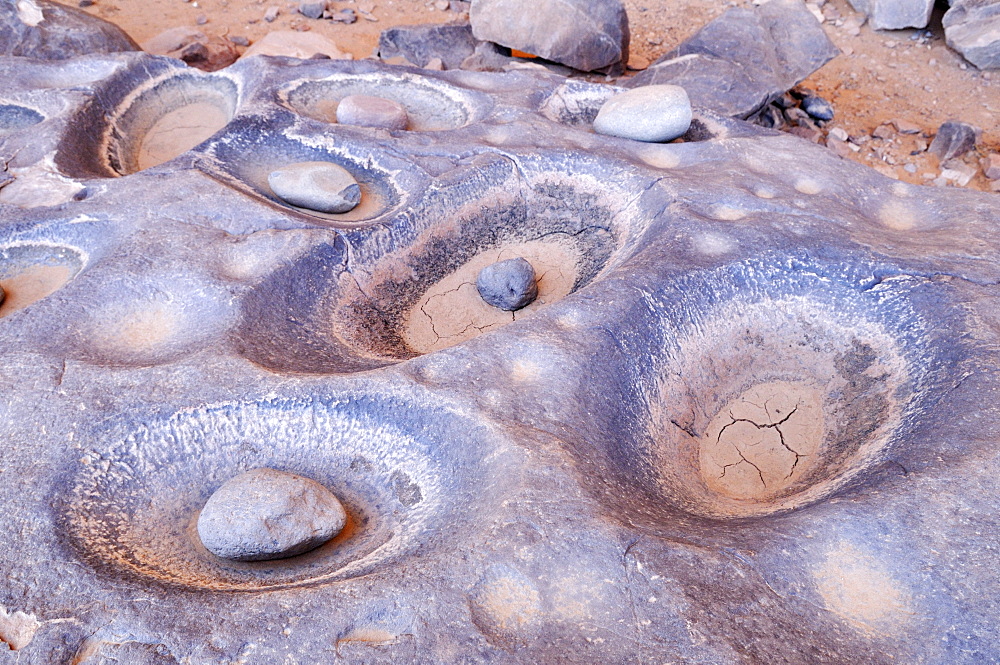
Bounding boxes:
477 257 538 311
593 85 692 143
268 161 361 214
197 468 347 562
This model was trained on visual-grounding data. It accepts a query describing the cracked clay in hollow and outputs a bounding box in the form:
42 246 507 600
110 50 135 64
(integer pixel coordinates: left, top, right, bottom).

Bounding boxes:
699 381 824 501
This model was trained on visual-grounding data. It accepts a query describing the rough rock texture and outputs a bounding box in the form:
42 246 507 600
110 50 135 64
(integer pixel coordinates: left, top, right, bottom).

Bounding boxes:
268 161 362 213
626 0 839 118
846 0 935 30
141 27 238 72
469 0 629 73
1 52 1000 664
943 0 1000 70
0 0 139 58
197 468 347 562
378 22 478 70
593 84 692 142
929 120 980 161
336 94 409 130
476 257 538 310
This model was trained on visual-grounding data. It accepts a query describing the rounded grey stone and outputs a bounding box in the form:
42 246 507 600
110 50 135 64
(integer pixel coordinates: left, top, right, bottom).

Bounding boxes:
802 95 834 121
476 257 538 311
336 94 409 131
268 161 361 214
593 84 692 143
197 468 347 562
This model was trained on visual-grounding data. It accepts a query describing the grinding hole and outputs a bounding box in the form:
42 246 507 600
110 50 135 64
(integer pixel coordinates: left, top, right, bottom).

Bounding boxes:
335 209 618 360
113 74 237 174
0 243 85 319
62 396 503 591
0 104 43 134
58 68 238 177
700 381 824 501
404 241 576 354
280 71 487 131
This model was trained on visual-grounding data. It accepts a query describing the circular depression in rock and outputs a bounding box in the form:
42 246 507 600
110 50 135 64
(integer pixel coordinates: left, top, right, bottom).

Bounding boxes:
631 262 942 520
109 72 238 174
62 393 505 591
0 104 44 135
335 188 622 359
280 71 487 131
57 68 239 177
200 117 414 226
0 242 86 318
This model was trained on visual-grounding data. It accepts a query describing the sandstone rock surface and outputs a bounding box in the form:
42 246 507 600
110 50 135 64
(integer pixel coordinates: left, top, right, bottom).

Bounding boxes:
943 0 1000 70
0 0 138 58
469 0 629 72
626 0 838 118
846 0 935 30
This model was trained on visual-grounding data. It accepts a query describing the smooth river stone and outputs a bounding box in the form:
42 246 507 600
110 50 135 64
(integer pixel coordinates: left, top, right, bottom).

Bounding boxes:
197 468 347 562
268 161 361 213
593 84 693 143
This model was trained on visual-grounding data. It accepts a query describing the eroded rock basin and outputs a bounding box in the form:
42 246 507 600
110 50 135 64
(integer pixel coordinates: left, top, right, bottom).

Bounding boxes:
0 53 996 665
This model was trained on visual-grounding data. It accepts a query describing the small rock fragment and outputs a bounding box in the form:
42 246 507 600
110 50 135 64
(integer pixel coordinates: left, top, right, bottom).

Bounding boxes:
336 94 408 130
627 53 650 70
299 0 326 19
828 127 849 142
264 6 280 22
329 8 357 23
983 154 1000 180
941 161 977 186
424 56 444 70
756 104 785 130
459 41 513 71
891 118 921 134
377 22 477 70
593 85 692 143
229 35 249 47
477 258 538 311
141 27 238 71
872 124 894 140
827 137 854 159
929 120 979 161
197 468 347 562
801 95 834 121
269 161 361 213
785 106 817 129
